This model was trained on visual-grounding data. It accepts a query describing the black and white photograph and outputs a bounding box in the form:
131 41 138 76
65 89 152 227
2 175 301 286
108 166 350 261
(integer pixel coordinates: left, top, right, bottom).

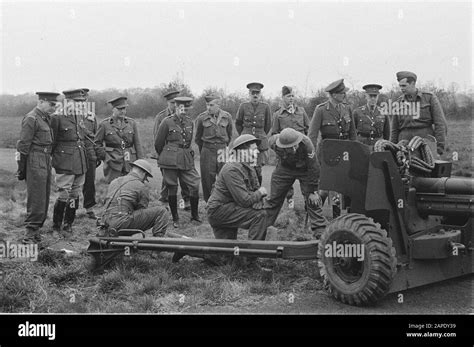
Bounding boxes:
0 0 472 342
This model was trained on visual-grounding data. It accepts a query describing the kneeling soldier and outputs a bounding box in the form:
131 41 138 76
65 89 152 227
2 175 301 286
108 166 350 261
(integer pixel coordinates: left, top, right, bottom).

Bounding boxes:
266 128 327 238
207 134 268 240
101 159 169 236
155 96 201 227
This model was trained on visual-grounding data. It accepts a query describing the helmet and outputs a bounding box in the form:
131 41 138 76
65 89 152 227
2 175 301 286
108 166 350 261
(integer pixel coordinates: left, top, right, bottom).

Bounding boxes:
130 159 153 177
230 134 260 151
276 128 304 148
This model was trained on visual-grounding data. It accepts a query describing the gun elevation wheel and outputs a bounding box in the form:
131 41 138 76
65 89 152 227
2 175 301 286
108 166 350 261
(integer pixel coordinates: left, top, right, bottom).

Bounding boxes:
318 213 397 306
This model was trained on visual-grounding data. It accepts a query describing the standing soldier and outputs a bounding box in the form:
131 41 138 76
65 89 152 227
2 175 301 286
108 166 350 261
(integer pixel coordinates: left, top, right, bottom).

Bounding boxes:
353 84 390 150
390 71 447 155
80 88 100 219
271 85 310 208
235 82 272 185
308 79 356 217
94 96 145 184
195 94 233 202
155 96 201 227
51 89 88 233
16 92 59 243
266 128 327 238
153 90 190 209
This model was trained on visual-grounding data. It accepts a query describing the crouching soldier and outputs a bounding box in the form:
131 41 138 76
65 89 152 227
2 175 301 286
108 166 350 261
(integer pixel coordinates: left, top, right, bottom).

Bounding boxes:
100 159 169 236
265 128 327 238
207 134 268 240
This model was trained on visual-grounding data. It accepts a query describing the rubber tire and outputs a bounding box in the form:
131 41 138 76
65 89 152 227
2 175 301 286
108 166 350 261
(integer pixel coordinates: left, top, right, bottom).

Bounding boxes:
318 213 397 306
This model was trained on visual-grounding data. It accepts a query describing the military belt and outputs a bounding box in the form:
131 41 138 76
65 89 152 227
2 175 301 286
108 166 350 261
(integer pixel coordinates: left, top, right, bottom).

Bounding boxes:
357 132 375 138
202 142 227 149
106 143 133 149
30 144 52 154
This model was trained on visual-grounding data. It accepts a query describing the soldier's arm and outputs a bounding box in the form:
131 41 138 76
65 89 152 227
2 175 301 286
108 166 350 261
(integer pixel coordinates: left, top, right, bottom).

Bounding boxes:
264 104 272 134
94 122 106 161
223 166 264 208
235 104 244 135
302 135 320 189
348 109 356 140
50 115 59 153
430 94 447 151
383 115 390 140
226 114 233 145
137 185 150 209
270 112 280 135
194 117 203 152
153 114 161 141
308 107 323 150
302 109 310 135
155 120 168 155
17 115 36 155
132 121 145 159
268 133 279 150
390 115 400 143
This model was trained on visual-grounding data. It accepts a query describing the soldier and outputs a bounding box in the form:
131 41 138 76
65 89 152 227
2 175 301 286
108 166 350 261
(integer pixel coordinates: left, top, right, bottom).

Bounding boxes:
95 96 145 184
155 96 201 227
80 88 100 219
100 159 169 236
235 82 272 185
51 89 88 233
153 90 190 209
207 134 268 240
353 84 390 150
16 92 59 243
266 128 327 238
390 71 447 155
308 79 356 217
271 85 310 208
195 94 233 202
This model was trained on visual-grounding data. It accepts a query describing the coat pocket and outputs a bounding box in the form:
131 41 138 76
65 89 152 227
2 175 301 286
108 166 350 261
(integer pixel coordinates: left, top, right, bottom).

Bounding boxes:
53 146 74 172
158 145 178 167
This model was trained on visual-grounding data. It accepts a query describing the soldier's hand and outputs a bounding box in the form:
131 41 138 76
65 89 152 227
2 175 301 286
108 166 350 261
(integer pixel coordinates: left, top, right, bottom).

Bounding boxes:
436 146 444 156
16 153 27 181
258 187 267 197
308 192 322 208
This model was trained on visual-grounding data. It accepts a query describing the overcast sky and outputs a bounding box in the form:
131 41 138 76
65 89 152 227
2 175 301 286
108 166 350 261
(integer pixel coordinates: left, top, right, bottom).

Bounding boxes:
0 0 472 97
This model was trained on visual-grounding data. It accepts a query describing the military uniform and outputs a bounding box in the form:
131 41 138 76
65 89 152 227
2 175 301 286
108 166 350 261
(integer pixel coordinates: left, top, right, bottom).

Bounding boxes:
155 96 201 225
389 91 447 152
266 131 327 236
95 112 144 184
195 107 233 202
17 96 57 237
235 82 272 184
81 93 99 214
207 161 267 240
51 89 89 232
353 105 389 148
101 170 168 236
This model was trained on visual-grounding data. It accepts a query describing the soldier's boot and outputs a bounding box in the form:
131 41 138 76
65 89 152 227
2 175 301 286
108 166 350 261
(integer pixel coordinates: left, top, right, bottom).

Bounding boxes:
63 198 78 234
168 195 179 228
190 196 202 223
52 199 67 232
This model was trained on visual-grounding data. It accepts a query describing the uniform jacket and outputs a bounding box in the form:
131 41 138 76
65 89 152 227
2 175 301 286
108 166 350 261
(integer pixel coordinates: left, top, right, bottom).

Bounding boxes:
155 114 195 170
271 105 310 135
82 113 98 161
353 104 390 142
389 90 447 149
102 172 150 222
308 100 356 150
195 109 233 151
95 116 144 172
17 107 54 155
235 101 272 151
153 107 173 141
269 134 319 192
207 162 264 209
50 111 87 175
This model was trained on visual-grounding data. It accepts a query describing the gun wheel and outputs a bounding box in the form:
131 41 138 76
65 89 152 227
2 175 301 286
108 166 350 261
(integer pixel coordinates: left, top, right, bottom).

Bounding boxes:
317 213 397 306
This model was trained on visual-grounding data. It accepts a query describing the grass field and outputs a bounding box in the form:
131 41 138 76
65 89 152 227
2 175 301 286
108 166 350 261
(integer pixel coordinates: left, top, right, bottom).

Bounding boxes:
0 116 472 313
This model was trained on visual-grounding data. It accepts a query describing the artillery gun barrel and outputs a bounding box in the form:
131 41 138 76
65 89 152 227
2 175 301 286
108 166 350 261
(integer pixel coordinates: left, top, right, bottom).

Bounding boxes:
412 177 474 217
